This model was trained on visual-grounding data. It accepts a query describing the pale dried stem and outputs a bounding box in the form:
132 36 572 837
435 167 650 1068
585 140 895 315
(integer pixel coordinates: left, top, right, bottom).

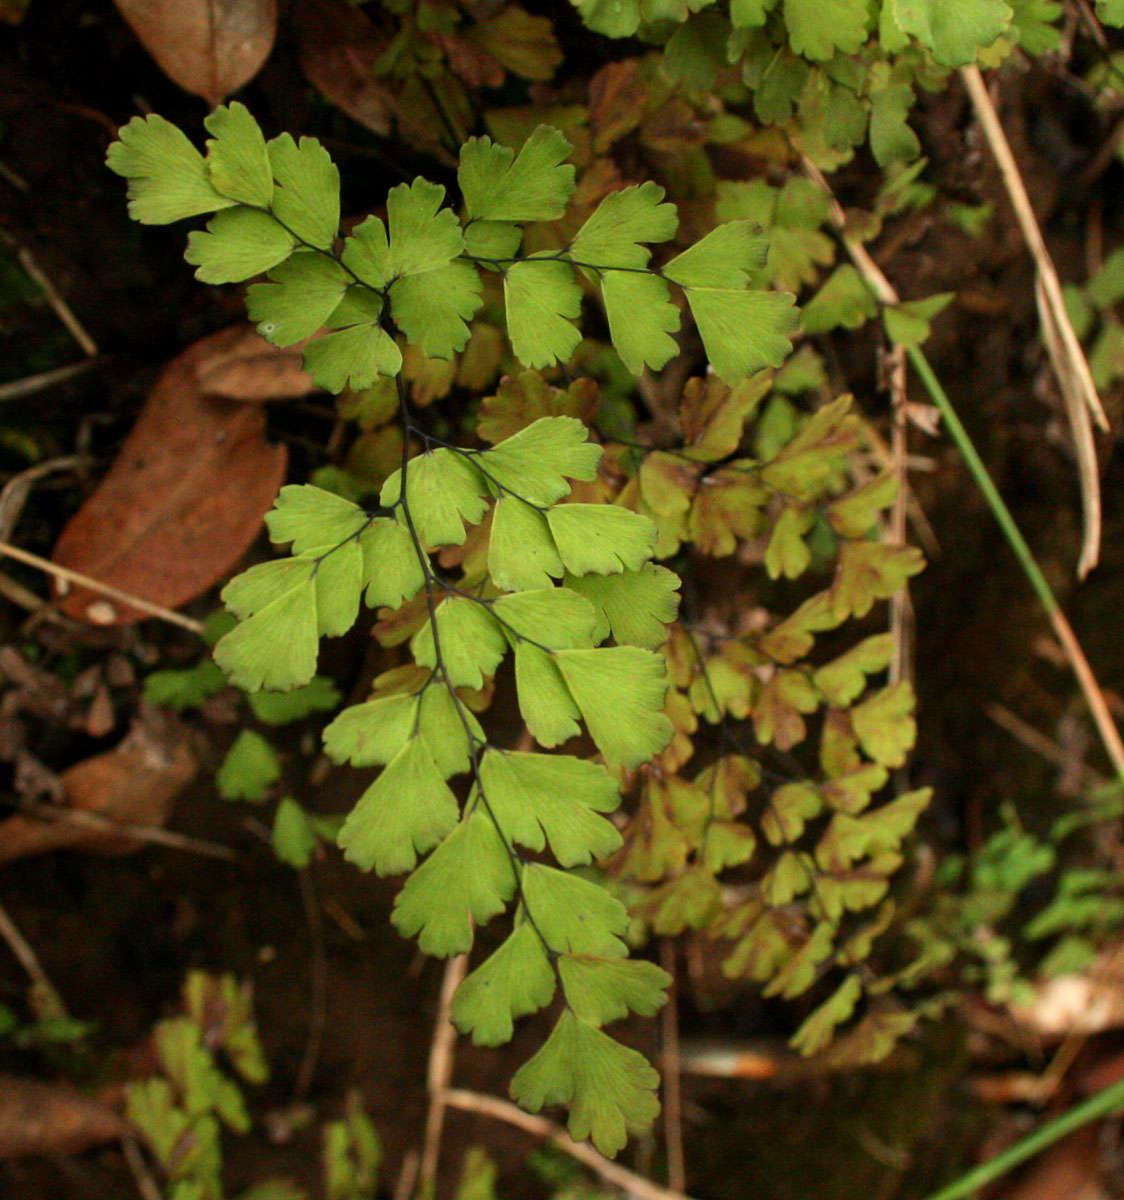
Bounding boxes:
660 940 686 1192
443 1088 700 1200
0 898 68 1018
1049 605 1124 778
0 455 85 543
803 156 1124 782
862 422 941 557
122 1135 162 1200
292 868 328 1101
0 160 29 192
887 345 915 686
15 801 239 860
986 702 1108 789
800 158 917 684
1075 0 1110 49
961 63 1107 576
0 232 98 359
418 952 467 1190
0 539 204 635
1035 274 1102 577
0 571 60 618
0 361 99 403
393 1150 419 1200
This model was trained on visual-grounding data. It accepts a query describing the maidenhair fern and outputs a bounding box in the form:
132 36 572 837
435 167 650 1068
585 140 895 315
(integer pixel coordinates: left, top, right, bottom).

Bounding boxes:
562 0 1124 178
107 103 802 1157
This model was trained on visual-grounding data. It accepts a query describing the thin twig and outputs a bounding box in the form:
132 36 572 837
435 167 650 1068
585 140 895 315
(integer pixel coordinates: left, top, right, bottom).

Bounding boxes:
801 160 919 682
961 63 1107 576
908 349 1124 781
887 344 915 687
862 420 941 557
0 232 98 358
660 940 686 1193
0 898 68 1018
985 702 1108 788
0 160 29 192
393 1149 420 1200
0 455 85 543
0 360 99 403
444 1088 700 1200
0 539 204 635
0 571 61 618
1047 602 1124 779
14 801 239 861
1036 272 1102 577
418 953 467 1191
1078 115 1124 188
803 158 1124 783
919 1074 1124 1200
1075 0 1110 50
292 868 328 1101
121 1135 162 1200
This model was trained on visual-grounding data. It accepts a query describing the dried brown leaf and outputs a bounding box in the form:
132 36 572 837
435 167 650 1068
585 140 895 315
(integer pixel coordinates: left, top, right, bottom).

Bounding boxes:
294 0 392 135
0 1076 125 1159
113 0 277 106
51 326 288 626
194 326 314 402
589 59 645 153
85 685 116 738
438 33 505 90
996 1126 1106 1200
0 709 197 864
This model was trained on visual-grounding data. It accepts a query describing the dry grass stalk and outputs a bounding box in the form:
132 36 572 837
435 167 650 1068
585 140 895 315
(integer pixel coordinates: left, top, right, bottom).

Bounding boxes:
0 539 205 635
961 63 1107 577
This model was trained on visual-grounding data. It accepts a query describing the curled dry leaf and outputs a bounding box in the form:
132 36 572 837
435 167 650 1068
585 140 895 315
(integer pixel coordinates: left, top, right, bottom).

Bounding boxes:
0 708 197 864
114 0 277 106
293 0 391 136
51 326 290 626
589 59 646 153
0 1076 125 1159
194 325 313 402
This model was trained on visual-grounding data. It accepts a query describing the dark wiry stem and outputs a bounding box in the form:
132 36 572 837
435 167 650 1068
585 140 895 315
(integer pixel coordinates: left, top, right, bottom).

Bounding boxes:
392 369 570 988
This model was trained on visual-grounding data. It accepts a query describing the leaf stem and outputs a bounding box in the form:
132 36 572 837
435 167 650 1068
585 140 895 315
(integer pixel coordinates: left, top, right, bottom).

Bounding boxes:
460 250 664 278
0 538 204 634
918 1075 1124 1200
392 371 569 982
801 156 1124 784
906 347 1124 782
443 1087 699 1200
415 431 553 514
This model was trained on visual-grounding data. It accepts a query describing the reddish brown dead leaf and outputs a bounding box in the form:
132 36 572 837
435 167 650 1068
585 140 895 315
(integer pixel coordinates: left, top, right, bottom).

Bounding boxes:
467 6 561 83
995 1126 1106 1200
113 0 277 106
0 708 197 864
437 32 505 90
51 326 288 626
194 325 314 402
0 1076 125 1159
0 0 29 26
85 685 115 738
589 59 646 153
294 0 392 136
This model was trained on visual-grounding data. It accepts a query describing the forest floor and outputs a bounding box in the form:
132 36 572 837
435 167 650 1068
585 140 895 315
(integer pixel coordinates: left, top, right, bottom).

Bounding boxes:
4 4 1124 1200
